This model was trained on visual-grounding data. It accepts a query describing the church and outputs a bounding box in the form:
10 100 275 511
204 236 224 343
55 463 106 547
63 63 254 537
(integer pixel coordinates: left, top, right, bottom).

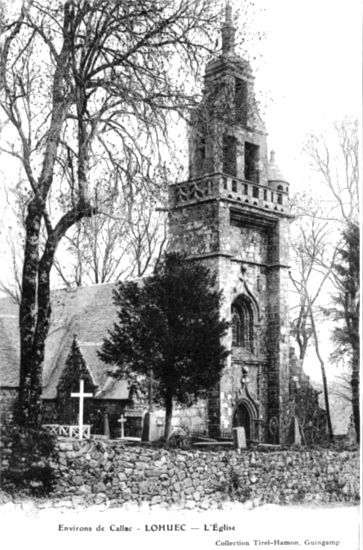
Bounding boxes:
0 6 321 444
168 4 296 443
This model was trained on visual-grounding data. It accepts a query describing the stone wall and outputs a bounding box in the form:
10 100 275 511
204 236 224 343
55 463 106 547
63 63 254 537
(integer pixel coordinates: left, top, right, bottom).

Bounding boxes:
1 431 359 511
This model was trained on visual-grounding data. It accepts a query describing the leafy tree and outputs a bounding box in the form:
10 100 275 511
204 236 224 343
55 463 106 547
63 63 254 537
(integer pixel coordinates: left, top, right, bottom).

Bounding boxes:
0 0 222 427
329 223 360 442
99 253 229 439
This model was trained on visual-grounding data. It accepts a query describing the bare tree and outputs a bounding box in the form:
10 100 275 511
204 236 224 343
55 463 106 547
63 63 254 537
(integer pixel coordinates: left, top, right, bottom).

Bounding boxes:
1 168 169 290
53 213 131 287
290 116 360 442
127 198 168 278
0 177 29 304
0 0 222 427
289 203 337 440
52 189 168 286
303 116 359 224
0 232 23 304
330 363 353 404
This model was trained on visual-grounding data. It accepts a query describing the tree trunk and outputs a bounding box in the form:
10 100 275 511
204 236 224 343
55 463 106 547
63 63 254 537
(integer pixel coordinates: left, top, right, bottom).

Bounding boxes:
309 309 334 440
347 231 360 444
164 395 173 440
16 7 75 427
18 247 54 426
296 303 310 361
351 349 360 443
319 358 334 441
17 203 94 427
18 204 43 427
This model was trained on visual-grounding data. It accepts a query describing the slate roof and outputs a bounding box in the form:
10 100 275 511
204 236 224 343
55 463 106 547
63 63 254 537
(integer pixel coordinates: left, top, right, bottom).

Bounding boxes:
0 283 131 400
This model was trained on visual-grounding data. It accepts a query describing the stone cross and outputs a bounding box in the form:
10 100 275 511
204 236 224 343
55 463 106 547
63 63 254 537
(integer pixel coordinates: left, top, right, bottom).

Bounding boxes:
71 379 93 439
118 414 127 439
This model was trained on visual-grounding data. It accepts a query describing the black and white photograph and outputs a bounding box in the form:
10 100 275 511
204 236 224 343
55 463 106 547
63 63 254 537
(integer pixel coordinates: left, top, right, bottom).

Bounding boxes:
0 1 360 549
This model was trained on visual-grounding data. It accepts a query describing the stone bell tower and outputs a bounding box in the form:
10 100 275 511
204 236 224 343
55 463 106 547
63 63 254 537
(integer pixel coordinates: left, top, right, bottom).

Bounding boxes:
169 3 293 444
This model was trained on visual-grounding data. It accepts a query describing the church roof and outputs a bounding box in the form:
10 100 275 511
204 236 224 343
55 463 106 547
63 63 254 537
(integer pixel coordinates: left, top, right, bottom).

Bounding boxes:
0 283 131 400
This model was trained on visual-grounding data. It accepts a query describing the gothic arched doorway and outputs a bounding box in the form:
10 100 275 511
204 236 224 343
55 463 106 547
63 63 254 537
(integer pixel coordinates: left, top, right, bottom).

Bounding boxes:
233 402 252 441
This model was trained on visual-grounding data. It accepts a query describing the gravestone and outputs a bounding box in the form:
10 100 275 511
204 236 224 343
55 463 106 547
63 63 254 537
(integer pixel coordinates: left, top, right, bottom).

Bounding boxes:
104 412 110 439
287 416 301 446
346 416 356 445
233 426 246 449
293 417 301 446
141 412 159 442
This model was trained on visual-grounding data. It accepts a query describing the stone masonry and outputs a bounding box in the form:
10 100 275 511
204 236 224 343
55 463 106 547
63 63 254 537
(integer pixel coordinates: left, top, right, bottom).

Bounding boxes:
168 5 293 443
0 433 359 510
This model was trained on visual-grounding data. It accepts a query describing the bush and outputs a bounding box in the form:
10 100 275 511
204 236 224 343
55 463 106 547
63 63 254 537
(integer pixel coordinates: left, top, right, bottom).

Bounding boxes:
1 425 56 496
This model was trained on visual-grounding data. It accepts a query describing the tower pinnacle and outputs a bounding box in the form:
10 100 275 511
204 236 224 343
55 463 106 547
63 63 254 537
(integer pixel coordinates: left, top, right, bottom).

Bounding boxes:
225 1 232 23
222 1 236 55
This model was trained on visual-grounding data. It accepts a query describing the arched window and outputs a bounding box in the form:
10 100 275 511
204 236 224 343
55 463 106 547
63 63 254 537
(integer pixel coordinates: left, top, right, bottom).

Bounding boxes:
231 298 254 351
232 309 242 346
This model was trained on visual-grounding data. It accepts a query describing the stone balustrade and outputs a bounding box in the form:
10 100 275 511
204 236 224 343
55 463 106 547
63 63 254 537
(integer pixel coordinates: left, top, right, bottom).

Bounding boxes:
171 173 289 213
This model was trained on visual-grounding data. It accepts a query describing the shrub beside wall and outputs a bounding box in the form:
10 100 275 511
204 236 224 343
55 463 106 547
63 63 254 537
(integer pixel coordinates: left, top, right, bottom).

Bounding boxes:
0 427 360 510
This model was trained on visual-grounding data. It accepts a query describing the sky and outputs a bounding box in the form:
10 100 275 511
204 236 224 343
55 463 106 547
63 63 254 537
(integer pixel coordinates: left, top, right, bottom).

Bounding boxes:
1 0 360 228
252 0 361 183
249 0 361 381
0 0 361 381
